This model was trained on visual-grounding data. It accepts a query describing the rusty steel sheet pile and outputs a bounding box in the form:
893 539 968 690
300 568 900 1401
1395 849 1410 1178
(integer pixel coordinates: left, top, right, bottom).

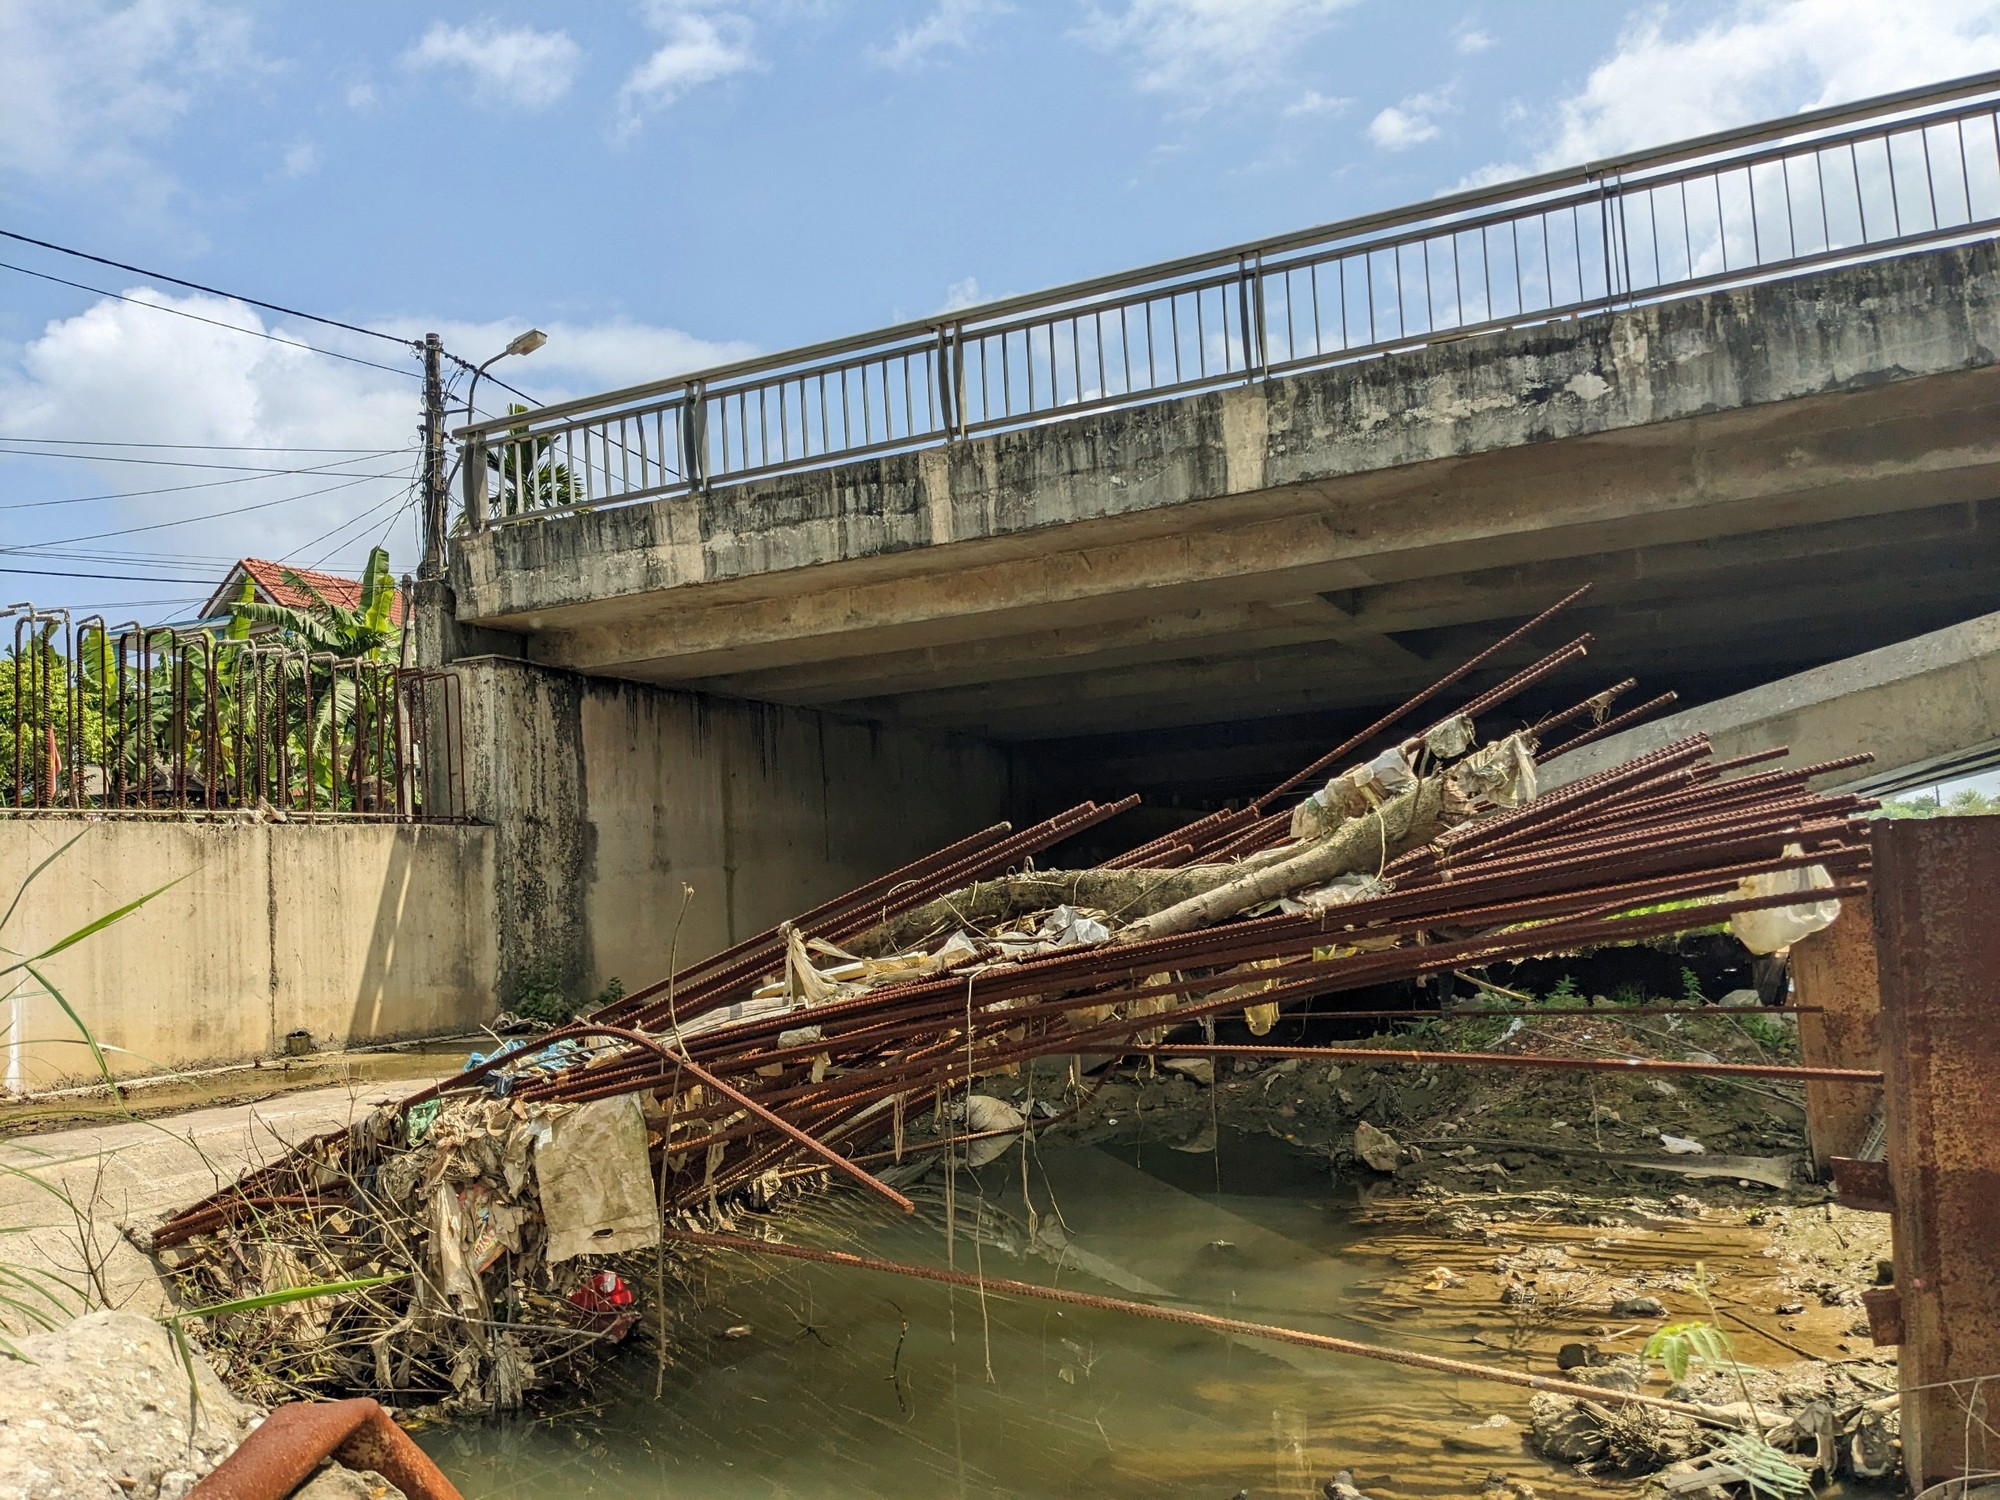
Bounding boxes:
145 584 1880 1413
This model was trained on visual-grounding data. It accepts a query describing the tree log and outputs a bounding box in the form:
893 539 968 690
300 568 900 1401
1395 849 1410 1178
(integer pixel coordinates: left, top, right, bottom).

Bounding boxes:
1113 779 1447 943
847 780 1448 955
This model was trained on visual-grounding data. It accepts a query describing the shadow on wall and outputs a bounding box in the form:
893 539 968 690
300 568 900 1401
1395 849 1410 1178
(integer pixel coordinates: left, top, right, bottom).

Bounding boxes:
339 824 501 1056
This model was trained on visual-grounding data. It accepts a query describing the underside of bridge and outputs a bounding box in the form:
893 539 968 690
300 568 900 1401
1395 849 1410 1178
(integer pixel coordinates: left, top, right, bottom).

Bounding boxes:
448 245 2000 823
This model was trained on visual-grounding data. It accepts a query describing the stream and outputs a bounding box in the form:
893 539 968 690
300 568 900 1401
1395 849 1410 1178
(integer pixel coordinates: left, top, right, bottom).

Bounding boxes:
416 1129 1835 1499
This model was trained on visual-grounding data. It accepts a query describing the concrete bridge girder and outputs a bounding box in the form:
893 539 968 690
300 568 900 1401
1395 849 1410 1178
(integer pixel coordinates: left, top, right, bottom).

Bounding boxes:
452 244 2000 795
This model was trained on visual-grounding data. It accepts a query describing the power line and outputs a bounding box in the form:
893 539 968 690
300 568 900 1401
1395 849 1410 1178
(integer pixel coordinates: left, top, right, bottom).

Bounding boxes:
0 446 407 473
302 488 421 571
284 458 423 563
0 565 219 584
0 437 404 454
2 471 394 550
0 229 417 349
442 349 539 408
0 456 414 510
0 260 423 381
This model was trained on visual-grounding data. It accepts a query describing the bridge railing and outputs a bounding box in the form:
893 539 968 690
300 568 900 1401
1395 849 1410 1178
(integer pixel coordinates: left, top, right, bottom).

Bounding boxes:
458 69 2000 531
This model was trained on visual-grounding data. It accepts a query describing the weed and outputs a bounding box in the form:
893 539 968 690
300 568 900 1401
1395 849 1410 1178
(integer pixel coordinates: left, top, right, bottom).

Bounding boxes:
513 958 574 1024
1543 975 1585 1008
1642 1319 1732 1382
1680 967 1707 1005
513 962 625 1025
1736 1015 1796 1056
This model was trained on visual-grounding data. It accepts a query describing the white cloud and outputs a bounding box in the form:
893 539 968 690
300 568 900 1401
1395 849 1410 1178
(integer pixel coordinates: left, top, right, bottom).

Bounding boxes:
616 3 761 135
1283 89 1351 119
1367 88 1451 150
1454 25 1494 54
281 140 319 178
0 0 260 207
0 293 754 589
939 276 985 312
1531 0 2000 169
874 0 1008 69
344 80 378 110
1450 159 1527 193
401 20 583 110
1079 0 1360 107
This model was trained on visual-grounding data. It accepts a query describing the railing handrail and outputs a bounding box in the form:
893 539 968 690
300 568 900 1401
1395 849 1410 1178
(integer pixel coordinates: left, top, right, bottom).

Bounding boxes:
457 66 2000 442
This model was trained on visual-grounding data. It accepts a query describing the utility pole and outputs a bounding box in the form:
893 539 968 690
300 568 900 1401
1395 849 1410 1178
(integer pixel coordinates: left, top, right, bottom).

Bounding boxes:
419 331 446 580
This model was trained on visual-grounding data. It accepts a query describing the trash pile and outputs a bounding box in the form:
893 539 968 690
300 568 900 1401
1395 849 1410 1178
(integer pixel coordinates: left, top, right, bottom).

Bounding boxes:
1529 1355 1900 1489
146 585 1878 1410
150 1091 675 1414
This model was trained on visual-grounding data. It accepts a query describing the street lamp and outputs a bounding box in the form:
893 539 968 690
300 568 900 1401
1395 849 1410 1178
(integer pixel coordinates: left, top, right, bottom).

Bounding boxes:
467 328 547 423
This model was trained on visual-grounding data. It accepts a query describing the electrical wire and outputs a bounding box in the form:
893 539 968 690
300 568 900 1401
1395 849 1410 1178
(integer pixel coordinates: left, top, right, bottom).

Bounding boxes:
444 350 538 408
0 260 423 381
0 229 417 349
0 446 409 473
0 565 219 584
0 437 403 454
0 457 416 511
2 471 395 550
282 458 422 563
306 488 421 571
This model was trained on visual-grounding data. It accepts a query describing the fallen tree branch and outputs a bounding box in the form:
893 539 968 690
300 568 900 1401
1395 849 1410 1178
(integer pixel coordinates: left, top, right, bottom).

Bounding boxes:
848 780 1449 954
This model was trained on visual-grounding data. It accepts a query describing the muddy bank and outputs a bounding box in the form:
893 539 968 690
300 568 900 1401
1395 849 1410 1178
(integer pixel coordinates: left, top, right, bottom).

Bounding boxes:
1053 1001 1823 1203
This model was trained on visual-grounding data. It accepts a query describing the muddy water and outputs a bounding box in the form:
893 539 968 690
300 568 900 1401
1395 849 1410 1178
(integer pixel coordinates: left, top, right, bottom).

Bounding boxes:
420 1131 1820 1499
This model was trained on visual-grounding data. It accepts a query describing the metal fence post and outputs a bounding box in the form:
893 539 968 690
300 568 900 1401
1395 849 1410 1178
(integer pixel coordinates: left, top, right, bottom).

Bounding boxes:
1871 814 2000 1490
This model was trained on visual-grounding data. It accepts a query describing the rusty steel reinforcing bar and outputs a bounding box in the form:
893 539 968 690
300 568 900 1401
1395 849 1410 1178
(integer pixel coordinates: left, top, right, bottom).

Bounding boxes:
1123 1042 1882 1084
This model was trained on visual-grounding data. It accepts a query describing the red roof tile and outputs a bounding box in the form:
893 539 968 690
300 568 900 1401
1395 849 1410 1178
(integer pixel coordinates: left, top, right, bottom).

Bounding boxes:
203 559 407 627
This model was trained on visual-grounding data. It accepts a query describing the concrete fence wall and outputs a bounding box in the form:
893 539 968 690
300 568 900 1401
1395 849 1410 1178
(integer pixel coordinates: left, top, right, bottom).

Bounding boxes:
1 660 1021 1088
1 819 498 1091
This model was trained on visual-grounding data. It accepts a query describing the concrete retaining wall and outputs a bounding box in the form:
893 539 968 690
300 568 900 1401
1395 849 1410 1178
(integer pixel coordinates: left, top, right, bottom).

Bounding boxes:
1 819 498 1091
455 658 1019 1009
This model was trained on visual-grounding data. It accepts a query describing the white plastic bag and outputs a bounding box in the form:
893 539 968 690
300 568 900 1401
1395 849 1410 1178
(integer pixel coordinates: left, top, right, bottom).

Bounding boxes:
1289 747 1418 839
1729 845 1840 954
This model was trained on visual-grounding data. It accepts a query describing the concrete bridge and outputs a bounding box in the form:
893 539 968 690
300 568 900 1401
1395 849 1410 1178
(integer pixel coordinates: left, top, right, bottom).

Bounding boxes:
426 75 2000 999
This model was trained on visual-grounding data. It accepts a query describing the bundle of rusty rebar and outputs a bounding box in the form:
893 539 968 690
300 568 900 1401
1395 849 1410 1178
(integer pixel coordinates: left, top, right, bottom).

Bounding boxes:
153 583 1875 1267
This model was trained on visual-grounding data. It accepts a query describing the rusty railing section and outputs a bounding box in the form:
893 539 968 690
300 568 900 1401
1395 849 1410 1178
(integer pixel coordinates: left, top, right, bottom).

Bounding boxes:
3 603 466 822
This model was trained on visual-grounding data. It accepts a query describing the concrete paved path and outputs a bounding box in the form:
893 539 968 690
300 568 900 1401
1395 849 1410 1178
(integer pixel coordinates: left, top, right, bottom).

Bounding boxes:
0 1079 437 1330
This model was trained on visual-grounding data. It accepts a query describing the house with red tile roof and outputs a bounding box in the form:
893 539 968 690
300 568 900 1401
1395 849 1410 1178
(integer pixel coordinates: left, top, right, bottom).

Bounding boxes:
198 558 408 631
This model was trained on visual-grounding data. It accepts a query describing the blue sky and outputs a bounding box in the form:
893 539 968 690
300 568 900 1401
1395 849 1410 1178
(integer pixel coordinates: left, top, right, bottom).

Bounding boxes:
5 0 2000 620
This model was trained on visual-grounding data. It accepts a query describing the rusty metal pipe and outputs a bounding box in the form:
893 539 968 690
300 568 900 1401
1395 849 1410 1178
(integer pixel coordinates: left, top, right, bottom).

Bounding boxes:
189 1398 461 1500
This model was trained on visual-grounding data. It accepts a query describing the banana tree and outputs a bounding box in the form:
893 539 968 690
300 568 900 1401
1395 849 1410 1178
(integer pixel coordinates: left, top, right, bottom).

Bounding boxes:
228 549 402 810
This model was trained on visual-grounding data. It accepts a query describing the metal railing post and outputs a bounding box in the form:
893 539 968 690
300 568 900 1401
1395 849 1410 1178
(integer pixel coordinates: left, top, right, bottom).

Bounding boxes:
681 382 708 491
1249 251 1268 377
463 434 489 532
934 326 957 438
